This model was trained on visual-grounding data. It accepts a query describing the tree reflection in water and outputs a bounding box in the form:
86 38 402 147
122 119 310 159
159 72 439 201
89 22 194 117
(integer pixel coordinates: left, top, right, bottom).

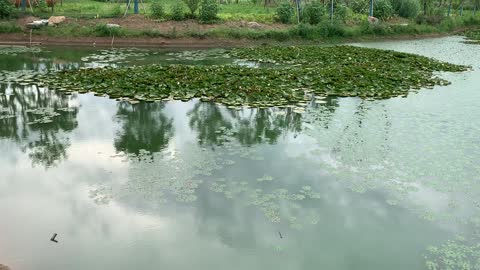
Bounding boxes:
114 102 174 155
0 83 79 168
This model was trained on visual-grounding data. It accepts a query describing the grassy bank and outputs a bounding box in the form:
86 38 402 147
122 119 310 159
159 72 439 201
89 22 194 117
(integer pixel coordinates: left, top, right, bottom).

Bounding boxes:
0 17 480 41
1 15 479 42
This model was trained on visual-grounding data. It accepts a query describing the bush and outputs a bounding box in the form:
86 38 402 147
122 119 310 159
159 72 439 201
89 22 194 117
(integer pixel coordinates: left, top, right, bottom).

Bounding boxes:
303 1 325 25
94 23 125 37
350 0 368 13
0 22 21 33
199 0 218 23
183 0 201 16
374 0 393 20
393 0 420 18
171 2 185 21
150 1 166 19
276 2 293 24
334 4 351 22
0 0 14 19
416 14 444 25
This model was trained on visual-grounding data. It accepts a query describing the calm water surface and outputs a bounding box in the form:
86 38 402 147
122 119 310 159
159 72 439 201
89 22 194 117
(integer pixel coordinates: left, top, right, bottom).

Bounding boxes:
0 37 479 270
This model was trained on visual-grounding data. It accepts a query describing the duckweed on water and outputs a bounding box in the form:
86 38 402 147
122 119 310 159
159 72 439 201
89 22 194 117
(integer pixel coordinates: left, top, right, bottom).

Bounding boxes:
28 46 468 107
80 48 152 64
0 46 42 55
425 236 480 270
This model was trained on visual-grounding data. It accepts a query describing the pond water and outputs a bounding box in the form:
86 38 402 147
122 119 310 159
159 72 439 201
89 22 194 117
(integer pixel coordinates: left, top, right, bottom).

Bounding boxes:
0 37 479 270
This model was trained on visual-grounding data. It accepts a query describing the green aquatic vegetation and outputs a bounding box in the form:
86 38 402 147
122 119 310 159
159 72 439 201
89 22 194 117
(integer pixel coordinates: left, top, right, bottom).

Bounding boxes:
23 46 468 107
0 106 15 120
0 46 42 56
165 49 229 61
463 29 480 44
0 70 44 84
80 48 152 64
257 175 274 182
89 186 112 205
425 236 480 270
25 108 61 125
117 146 222 203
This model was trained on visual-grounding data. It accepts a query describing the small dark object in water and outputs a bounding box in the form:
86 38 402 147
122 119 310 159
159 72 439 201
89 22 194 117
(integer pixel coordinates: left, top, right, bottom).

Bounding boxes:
50 233 58 243
278 231 283 239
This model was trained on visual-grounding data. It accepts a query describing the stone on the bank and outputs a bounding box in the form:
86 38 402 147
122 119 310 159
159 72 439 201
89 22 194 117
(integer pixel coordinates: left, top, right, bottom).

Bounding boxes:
247 21 262 29
368 16 379 24
106 24 120 28
48 16 66 26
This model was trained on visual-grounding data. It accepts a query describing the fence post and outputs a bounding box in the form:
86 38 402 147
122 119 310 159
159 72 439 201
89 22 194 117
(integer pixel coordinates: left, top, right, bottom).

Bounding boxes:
330 0 333 21
369 0 374 17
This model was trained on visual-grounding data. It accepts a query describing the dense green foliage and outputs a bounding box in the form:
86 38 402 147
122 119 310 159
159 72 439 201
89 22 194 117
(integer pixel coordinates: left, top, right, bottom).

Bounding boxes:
276 2 294 24
392 0 421 18
303 1 325 25
464 28 480 43
150 1 166 19
199 0 218 23
171 2 185 21
374 0 394 19
182 0 201 16
0 21 21 33
28 46 467 107
0 0 14 19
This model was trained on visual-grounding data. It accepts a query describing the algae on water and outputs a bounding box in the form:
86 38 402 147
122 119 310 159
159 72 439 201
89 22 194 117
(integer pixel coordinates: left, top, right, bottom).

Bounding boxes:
23 46 468 107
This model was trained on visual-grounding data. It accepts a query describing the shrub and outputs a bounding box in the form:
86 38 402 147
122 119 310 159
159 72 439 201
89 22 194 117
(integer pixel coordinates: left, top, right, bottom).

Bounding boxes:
334 3 351 22
276 2 293 24
171 2 185 21
150 1 166 19
183 0 201 16
303 1 325 25
416 14 444 25
0 0 14 19
94 23 125 37
350 0 368 13
199 0 218 23
393 0 420 18
0 21 21 32
374 0 393 20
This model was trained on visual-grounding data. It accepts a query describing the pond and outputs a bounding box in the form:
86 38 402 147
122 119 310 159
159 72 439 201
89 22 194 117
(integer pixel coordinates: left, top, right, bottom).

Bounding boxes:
0 37 479 270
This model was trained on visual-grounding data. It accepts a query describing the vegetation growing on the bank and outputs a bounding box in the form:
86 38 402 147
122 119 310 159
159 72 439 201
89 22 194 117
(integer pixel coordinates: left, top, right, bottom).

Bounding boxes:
23 46 468 107
464 28 480 43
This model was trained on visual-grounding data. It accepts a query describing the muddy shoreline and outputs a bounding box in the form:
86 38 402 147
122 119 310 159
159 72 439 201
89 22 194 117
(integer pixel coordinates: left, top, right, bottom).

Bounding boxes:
0 30 467 48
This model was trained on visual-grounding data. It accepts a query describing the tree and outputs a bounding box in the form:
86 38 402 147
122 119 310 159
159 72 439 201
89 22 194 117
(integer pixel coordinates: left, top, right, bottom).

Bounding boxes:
182 0 201 16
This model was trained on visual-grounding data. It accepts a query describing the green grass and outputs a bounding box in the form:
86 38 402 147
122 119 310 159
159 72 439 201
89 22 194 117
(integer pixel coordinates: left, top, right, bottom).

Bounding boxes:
0 21 22 33
21 0 275 21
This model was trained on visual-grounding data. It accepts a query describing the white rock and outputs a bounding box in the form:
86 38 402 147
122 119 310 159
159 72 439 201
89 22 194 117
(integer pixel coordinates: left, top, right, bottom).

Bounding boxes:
368 16 379 24
247 21 261 29
106 24 120 28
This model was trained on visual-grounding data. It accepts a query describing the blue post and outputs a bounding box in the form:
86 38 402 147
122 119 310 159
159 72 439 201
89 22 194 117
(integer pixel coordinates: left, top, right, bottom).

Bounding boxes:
134 0 139 14
21 0 26 12
369 0 374 17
